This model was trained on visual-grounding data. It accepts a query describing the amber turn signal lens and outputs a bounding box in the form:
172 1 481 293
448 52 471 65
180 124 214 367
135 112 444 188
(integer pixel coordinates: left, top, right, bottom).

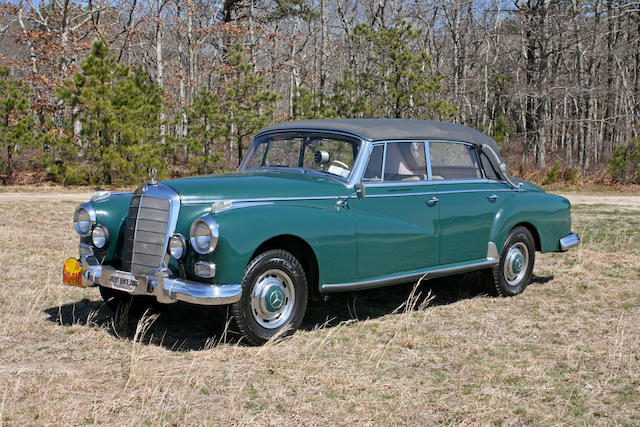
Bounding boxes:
63 258 84 287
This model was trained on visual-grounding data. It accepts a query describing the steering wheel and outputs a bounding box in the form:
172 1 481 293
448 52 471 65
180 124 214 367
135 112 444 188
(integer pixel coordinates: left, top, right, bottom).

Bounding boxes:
331 160 350 169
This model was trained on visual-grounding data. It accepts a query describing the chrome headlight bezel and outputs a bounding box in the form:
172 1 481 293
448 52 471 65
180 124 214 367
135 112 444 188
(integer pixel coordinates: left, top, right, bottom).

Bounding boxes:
91 225 109 249
168 234 187 260
73 203 96 237
189 215 219 255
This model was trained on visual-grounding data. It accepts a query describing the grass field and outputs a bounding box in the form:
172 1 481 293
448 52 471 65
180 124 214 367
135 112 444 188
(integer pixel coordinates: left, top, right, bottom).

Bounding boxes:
0 196 638 425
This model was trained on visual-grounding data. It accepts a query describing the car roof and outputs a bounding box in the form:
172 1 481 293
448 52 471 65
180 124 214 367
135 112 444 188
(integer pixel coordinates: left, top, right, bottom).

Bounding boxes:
257 118 500 154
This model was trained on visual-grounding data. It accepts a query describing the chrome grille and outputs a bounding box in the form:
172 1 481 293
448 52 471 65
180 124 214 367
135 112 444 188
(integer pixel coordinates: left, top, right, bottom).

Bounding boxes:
121 193 171 275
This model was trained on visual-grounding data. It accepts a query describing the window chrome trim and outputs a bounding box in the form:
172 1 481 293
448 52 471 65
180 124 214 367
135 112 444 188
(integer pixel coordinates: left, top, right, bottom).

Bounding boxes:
481 143 522 189
360 188 513 198
361 143 385 182
254 128 370 142
425 141 432 180
354 139 499 187
363 178 500 188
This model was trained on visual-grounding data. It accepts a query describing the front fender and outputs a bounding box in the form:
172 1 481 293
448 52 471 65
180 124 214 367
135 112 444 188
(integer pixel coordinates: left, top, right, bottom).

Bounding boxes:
490 192 571 253
187 200 357 287
91 194 133 261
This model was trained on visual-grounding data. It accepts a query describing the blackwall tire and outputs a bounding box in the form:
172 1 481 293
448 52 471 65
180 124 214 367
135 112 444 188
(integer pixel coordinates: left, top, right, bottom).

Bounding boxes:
232 249 308 345
487 226 536 297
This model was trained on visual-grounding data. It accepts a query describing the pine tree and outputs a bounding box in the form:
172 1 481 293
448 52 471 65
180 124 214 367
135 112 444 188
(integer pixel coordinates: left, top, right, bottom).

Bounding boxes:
181 90 225 175
0 67 34 185
221 44 280 166
57 40 165 185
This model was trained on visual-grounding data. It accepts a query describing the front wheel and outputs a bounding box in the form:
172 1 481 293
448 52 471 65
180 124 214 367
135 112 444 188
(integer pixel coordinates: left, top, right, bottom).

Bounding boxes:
485 226 536 297
99 285 149 315
232 249 308 345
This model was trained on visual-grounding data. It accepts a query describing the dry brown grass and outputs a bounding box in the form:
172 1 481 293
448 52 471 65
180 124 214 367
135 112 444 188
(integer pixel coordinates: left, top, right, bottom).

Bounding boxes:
0 195 639 425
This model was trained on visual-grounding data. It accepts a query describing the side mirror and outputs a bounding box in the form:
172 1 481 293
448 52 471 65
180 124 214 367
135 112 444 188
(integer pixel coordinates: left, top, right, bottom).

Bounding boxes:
355 183 366 199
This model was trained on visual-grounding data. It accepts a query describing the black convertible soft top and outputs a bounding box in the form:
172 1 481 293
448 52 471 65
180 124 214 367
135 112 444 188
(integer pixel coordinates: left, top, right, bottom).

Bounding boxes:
257 119 501 155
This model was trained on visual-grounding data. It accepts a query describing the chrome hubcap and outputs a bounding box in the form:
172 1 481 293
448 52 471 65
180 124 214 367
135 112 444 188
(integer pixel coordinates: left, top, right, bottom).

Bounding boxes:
250 269 295 329
504 242 529 286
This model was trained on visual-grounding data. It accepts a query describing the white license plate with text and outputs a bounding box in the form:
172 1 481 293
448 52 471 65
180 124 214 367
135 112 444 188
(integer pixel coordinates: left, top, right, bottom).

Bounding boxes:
108 271 139 292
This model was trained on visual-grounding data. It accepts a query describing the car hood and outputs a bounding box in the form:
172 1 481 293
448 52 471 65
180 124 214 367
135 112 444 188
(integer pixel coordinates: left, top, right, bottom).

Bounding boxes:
163 170 353 204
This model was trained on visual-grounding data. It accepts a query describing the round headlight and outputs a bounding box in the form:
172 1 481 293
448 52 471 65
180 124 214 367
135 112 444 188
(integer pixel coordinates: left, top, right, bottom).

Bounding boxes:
189 215 219 254
168 234 187 260
91 225 109 249
74 204 96 237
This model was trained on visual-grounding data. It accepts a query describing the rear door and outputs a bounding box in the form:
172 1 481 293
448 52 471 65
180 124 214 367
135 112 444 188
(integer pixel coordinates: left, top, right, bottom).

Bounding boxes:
352 142 440 280
429 141 510 264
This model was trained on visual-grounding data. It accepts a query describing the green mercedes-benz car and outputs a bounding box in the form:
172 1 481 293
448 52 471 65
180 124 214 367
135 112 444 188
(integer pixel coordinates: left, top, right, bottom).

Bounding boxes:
64 119 579 344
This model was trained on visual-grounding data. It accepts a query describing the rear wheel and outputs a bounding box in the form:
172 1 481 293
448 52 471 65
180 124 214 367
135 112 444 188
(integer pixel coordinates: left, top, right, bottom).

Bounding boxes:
232 249 308 345
486 226 536 297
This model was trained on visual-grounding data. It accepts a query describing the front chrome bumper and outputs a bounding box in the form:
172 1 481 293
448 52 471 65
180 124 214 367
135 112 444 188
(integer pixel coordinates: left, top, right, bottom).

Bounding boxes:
559 233 580 251
81 256 241 306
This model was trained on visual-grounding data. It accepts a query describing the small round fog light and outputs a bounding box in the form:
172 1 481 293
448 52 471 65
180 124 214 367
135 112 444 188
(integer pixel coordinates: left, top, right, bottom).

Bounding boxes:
91 225 109 249
168 234 187 260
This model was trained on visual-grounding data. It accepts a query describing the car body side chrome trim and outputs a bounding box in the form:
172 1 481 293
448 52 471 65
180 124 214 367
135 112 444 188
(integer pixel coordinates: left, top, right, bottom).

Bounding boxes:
559 233 580 251
209 201 274 213
91 191 132 202
181 196 340 206
321 258 498 292
361 188 513 198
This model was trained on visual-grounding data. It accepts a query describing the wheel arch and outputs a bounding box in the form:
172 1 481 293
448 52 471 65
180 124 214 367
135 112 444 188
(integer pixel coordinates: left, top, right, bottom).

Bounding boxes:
511 222 541 252
250 234 319 294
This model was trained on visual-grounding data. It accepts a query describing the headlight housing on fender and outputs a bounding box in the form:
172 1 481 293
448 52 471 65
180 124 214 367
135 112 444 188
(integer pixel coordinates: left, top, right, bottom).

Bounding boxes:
91 225 109 249
73 203 96 237
168 234 187 260
190 215 219 254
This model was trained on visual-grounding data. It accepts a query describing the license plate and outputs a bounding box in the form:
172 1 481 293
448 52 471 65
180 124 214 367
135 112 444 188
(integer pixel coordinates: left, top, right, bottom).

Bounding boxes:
108 271 139 292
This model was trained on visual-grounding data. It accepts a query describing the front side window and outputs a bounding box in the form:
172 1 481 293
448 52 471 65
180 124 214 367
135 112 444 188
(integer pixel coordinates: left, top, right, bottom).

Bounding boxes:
362 145 384 181
383 142 427 182
241 133 361 179
429 142 482 180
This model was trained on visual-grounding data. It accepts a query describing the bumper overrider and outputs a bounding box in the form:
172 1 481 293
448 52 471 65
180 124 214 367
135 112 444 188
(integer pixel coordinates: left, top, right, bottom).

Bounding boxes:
68 255 241 306
559 233 580 251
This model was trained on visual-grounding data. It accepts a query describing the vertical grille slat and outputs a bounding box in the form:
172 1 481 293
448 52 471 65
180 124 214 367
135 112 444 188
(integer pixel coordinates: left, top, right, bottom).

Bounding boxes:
121 192 171 275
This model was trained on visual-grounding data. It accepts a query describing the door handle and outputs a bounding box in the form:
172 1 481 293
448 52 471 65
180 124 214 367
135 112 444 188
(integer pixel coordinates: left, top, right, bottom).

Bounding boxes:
336 199 349 209
426 197 439 206
487 194 499 201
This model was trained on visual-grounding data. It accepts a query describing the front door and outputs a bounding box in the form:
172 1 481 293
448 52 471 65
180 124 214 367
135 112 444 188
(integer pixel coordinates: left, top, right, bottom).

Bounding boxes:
352 142 440 280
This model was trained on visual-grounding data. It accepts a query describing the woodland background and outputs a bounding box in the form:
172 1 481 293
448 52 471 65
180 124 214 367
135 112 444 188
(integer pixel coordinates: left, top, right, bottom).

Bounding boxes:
0 0 639 186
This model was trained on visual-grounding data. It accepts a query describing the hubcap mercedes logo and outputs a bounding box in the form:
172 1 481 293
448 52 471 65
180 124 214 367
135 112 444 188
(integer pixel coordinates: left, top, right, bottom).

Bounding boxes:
269 291 283 309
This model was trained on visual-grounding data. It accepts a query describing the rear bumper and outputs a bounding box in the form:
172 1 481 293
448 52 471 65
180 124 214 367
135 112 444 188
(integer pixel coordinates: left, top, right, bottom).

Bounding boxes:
80 256 241 306
559 233 580 251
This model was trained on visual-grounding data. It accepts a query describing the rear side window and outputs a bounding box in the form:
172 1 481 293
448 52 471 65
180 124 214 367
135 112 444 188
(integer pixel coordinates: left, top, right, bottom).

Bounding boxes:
479 151 499 180
429 142 482 180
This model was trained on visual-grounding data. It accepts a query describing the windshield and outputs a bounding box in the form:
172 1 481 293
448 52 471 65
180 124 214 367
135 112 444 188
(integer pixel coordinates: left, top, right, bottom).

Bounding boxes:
240 132 361 179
